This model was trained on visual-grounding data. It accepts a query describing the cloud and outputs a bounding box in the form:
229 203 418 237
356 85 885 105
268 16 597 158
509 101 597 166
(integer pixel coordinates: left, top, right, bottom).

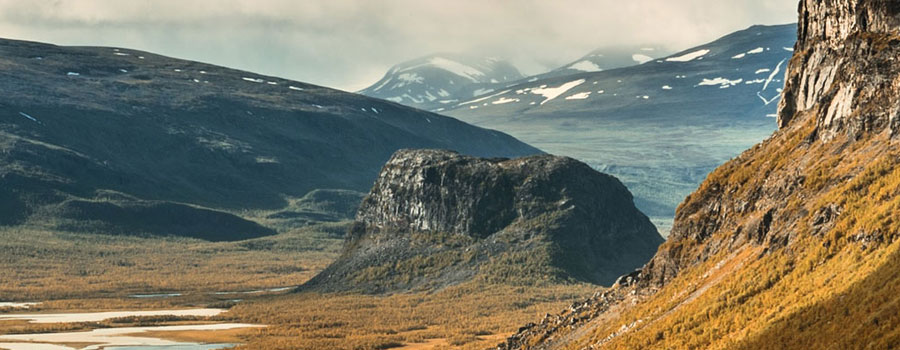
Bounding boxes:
0 0 798 91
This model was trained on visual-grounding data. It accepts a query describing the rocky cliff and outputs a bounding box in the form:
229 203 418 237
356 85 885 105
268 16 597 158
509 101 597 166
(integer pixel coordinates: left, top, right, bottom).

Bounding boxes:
500 1 900 349
302 149 663 293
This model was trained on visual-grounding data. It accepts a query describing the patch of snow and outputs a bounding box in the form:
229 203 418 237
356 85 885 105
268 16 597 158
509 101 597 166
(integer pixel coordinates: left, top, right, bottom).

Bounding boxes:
200 70 208 74
119 69 128 73
662 85 673 90
437 89 450 97
18 112 39 123
597 90 605 94
460 90 510 105
531 79 586 105
469 106 479 109
473 88 495 97
747 47 765 54
755 68 771 74
763 59 786 91
565 92 591 100
641 95 650 100
386 97 403 103
114 52 129 56
632 54 653 64
492 97 520 105
173 69 182 72
242 77 264 83
192 79 200 83
66 72 80 76
666 49 710 62
745 79 766 84
267 81 278 85
401 57 486 82
289 86 304 91
371 108 379 113
396 73 424 86
698 77 743 88
568 60 603 72
783 47 794 52
766 114 778 118
732 53 746 59
528 77 539 82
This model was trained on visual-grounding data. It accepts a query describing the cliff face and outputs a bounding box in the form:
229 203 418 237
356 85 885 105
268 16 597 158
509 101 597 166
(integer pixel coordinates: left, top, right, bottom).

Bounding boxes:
501 2 900 349
303 150 663 293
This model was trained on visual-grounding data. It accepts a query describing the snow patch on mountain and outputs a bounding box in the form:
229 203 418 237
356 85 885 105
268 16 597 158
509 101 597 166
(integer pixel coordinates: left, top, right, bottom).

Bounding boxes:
569 60 604 72
666 49 710 62
532 79 586 105
633 54 654 64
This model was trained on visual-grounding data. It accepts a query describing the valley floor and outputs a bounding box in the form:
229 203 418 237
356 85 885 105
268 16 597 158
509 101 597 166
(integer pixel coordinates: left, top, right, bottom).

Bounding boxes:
0 226 598 350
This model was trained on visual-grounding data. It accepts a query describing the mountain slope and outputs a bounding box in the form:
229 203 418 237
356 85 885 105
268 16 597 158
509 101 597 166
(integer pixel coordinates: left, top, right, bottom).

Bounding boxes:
0 38 540 239
535 45 670 80
359 54 523 111
302 149 663 293
444 24 796 233
500 3 900 349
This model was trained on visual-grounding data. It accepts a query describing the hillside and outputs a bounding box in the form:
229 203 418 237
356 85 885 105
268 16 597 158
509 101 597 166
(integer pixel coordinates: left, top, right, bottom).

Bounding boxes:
500 2 900 349
445 24 797 233
302 149 663 293
0 38 540 240
358 54 524 111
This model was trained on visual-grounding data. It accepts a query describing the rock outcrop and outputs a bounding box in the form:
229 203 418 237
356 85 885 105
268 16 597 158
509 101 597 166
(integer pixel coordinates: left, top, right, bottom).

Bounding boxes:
302 149 663 293
499 1 900 349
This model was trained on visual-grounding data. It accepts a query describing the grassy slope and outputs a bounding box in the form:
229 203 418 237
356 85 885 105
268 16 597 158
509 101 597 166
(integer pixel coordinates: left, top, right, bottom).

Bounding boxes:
545 108 900 349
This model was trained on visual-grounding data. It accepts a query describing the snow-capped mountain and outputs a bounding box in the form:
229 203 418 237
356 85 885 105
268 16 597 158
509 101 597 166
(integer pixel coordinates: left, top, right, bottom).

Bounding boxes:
359 54 524 111
442 24 797 234
536 45 671 80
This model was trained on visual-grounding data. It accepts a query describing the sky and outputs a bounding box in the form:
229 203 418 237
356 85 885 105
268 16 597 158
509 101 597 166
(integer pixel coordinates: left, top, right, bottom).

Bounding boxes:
0 0 798 91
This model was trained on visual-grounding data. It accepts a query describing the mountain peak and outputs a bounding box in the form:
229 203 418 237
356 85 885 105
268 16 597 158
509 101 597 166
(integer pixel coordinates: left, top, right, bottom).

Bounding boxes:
360 54 523 111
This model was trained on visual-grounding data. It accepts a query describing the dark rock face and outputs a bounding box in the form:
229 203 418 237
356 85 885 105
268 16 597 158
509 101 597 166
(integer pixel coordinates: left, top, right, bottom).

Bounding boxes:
302 149 663 293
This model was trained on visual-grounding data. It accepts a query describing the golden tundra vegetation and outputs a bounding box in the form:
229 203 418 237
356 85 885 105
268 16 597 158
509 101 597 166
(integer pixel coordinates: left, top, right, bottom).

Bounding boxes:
547 108 900 349
0 221 596 350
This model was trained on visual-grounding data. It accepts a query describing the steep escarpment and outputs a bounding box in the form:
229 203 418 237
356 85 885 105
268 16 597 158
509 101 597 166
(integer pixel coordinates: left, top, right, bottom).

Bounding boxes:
302 150 663 293
501 1 900 349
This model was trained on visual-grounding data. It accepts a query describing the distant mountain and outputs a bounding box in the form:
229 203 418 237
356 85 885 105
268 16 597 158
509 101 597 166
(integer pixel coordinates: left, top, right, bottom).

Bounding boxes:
0 38 540 240
535 45 671 80
358 54 524 111
443 24 797 233
303 149 662 293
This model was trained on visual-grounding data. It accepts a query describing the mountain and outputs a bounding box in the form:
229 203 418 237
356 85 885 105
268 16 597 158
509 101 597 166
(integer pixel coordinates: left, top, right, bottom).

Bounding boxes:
443 24 797 233
535 45 671 80
0 38 540 240
358 54 524 111
501 2 900 349
302 149 663 293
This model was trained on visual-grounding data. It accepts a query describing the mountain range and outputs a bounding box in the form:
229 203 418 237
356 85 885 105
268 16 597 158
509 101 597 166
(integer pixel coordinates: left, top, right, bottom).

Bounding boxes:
442 24 797 233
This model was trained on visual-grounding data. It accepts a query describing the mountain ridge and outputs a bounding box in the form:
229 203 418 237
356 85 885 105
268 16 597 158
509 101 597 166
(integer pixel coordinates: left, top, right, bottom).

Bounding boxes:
500 3 900 350
0 37 540 239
